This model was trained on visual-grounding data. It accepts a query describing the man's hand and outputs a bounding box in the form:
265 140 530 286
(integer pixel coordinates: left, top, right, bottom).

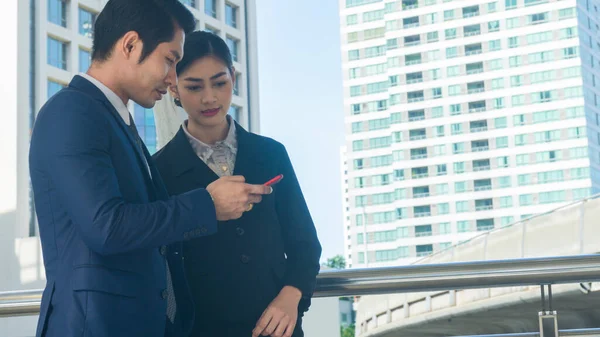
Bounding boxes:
252 286 302 337
206 176 272 221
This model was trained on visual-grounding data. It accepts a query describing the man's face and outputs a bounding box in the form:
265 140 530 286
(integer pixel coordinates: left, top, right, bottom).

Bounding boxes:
126 28 185 108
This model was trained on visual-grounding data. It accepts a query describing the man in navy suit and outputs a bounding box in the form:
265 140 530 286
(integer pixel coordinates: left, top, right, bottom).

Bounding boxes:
28 1 272 336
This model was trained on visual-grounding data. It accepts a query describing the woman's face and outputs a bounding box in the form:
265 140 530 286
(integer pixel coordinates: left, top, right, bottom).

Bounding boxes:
174 55 235 128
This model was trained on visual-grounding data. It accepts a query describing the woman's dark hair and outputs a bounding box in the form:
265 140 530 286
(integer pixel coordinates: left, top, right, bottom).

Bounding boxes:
92 0 196 63
176 31 234 76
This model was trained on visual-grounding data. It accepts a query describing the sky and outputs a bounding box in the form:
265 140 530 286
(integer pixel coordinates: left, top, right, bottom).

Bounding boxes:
255 0 346 262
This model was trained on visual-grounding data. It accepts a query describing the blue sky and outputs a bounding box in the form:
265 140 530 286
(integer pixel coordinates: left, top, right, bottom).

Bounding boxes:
255 0 346 262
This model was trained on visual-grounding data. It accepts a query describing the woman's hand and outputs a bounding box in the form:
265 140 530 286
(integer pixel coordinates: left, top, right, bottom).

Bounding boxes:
252 286 302 337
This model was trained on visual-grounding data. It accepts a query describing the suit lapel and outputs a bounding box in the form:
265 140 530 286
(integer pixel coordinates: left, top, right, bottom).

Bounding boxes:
101 100 152 181
68 76 155 196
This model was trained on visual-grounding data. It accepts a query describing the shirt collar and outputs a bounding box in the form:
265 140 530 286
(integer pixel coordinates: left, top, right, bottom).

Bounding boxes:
79 73 131 125
182 115 238 161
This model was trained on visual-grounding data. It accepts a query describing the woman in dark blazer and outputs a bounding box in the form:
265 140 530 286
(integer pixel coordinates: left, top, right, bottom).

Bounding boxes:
153 31 322 337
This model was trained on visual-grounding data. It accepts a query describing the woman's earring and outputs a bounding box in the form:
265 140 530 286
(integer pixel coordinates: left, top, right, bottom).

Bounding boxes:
174 98 182 107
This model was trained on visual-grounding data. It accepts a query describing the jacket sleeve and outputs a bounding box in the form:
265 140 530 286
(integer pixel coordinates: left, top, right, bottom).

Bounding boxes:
33 93 217 256
273 143 322 310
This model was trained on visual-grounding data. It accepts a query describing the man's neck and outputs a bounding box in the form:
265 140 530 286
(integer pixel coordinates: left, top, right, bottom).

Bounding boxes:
86 66 129 105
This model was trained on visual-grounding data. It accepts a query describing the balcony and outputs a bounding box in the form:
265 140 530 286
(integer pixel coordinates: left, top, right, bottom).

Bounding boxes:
408 97 424 103
472 146 489 152
477 224 495 231
404 23 419 28
415 231 433 237
476 205 493 211
415 212 432 218
468 88 485 94
411 154 428 160
405 41 421 47
412 173 429 179
475 185 492 191
463 11 480 18
470 126 488 133
466 49 483 56
409 115 425 122
469 107 486 113
405 59 422 65
467 68 483 75
416 250 433 257
410 135 426 141
413 192 430 198
473 165 491 172
406 78 423 84
464 30 481 37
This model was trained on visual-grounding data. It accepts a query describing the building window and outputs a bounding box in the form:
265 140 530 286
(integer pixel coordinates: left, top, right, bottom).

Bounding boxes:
47 80 65 98
180 0 196 8
204 25 220 35
205 0 217 18
79 49 91 73
79 7 96 39
225 3 238 28
47 37 68 70
226 37 239 62
457 221 470 233
48 0 67 27
133 103 158 154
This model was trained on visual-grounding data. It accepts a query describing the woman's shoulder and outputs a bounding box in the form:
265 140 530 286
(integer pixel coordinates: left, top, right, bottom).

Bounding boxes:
241 130 289 158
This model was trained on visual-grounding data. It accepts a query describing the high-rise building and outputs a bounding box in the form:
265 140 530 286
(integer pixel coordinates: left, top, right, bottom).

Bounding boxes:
339 0 600 268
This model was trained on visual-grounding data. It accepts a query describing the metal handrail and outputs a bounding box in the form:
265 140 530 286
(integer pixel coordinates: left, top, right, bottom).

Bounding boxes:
4 254 600 317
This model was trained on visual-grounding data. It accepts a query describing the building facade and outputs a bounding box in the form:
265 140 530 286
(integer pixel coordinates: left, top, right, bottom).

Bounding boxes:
339 0 600 268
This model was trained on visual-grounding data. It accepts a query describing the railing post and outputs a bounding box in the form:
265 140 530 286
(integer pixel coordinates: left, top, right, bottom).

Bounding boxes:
521 220 527 258
579 200 585 254
449 290 456 306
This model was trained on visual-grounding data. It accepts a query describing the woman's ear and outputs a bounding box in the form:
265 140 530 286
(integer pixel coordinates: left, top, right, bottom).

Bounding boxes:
170 85 182 107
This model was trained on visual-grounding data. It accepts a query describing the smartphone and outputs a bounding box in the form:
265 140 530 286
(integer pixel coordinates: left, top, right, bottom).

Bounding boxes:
264 174 284 186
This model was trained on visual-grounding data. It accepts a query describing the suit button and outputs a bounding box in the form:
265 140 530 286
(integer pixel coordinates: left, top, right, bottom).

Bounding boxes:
161 289 168 300
159 246 167 256
236 227 245 236
241 254 250 264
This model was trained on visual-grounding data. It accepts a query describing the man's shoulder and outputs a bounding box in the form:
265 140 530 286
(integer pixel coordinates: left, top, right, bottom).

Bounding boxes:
39 87 101 119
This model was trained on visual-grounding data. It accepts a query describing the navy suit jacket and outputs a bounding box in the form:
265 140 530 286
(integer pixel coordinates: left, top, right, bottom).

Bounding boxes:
29 75 217 337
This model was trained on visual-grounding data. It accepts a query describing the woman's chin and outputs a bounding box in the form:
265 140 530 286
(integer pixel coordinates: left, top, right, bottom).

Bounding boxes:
190 114 227 127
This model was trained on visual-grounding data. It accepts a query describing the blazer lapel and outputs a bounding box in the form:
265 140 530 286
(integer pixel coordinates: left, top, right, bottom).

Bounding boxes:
69 75 153 186
231 122 271 184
